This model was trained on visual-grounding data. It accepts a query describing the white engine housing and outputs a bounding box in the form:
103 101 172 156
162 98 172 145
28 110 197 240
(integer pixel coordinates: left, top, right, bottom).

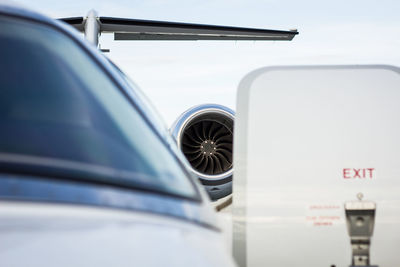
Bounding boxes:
171 104 234 200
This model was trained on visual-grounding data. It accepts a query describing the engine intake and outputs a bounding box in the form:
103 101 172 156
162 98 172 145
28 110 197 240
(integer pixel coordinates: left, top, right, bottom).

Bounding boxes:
171 104 234 200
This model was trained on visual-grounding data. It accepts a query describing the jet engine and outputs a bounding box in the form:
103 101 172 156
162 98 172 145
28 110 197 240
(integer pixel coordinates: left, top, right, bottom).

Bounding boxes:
171 104 234 200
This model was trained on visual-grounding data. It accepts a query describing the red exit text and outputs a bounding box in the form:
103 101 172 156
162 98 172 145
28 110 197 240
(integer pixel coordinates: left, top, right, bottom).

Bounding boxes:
343 168 375 179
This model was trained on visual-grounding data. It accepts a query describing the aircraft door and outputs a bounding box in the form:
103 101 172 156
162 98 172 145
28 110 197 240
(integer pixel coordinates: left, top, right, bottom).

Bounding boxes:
233 66 400 267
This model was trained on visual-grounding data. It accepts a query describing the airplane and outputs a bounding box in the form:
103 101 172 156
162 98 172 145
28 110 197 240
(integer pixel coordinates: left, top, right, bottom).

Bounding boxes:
56 8 400 267
59 10 298 201
0 3 297 267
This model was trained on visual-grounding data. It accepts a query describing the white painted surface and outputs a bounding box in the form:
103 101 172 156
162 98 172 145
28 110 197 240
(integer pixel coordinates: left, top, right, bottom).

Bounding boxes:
216 203 233 252
233 66 400 267
0 201 236 267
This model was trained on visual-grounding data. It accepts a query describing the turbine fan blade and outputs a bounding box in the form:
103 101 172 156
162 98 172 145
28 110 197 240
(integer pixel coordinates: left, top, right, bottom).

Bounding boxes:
184 131 202 144
177 107 234 177
191 122 204 141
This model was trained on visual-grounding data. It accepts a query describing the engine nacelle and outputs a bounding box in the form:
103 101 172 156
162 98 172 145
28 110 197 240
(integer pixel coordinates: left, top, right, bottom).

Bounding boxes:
171 104 234 200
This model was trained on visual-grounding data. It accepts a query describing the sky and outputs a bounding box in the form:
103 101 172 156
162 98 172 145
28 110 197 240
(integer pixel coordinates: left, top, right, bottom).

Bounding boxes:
13 0 400 125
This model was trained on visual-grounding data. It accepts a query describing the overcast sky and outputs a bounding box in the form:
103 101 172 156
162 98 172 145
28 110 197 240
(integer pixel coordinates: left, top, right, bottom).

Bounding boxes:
14 0 400 125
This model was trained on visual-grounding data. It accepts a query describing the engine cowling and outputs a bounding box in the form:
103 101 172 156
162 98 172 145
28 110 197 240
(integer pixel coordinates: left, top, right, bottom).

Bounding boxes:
171 104 234 200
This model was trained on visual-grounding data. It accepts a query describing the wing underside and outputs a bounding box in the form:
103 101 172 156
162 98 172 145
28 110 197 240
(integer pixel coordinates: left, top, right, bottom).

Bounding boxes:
59 16 298 41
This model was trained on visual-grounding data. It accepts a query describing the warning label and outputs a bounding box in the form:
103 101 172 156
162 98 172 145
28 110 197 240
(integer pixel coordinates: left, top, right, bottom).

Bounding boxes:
306 203 343 226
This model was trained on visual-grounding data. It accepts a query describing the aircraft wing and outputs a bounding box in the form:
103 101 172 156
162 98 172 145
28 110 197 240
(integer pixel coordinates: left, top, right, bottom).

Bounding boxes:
60 17 85 31
59 16 298 41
